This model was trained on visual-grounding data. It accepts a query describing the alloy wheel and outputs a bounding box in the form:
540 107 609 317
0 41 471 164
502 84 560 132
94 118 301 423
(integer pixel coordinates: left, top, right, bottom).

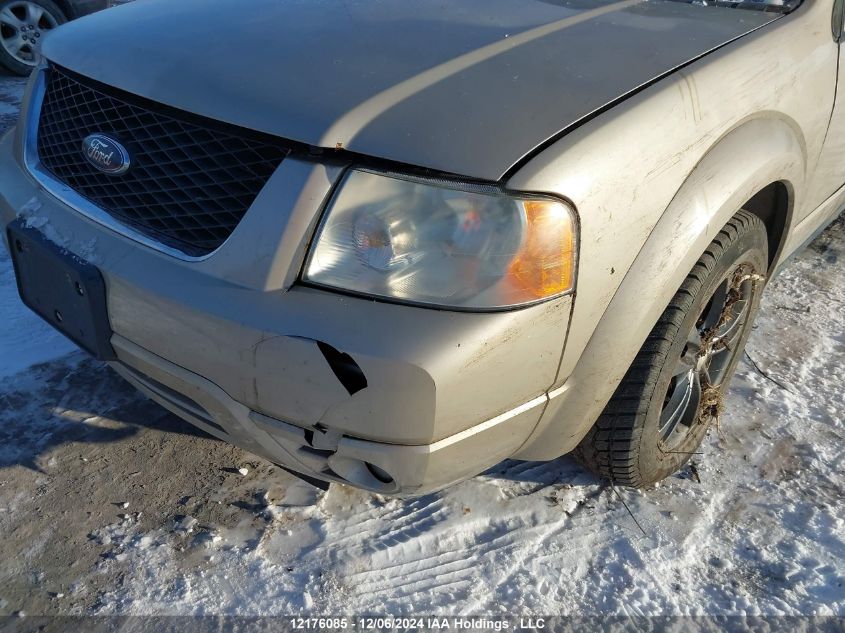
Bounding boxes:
659 264 761 450
0 2 58 67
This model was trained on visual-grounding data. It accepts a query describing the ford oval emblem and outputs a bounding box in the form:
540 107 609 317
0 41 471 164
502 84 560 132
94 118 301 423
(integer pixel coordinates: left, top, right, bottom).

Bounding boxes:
81 134 131 175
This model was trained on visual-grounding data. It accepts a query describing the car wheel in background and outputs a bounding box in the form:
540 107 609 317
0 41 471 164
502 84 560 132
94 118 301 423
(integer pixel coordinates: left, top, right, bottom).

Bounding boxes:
0 0 65 76
576 210 769 487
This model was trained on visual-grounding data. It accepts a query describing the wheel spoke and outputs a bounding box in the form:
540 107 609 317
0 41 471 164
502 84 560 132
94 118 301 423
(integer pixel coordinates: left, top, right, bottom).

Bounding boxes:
0 7 24 29
700 282 729 331
717 298 748 342
688 371 703 420
1 31 24 55
700 357 715 388
660 371 694 438
706 353 726 385
719 317 744 348
25 2 43 25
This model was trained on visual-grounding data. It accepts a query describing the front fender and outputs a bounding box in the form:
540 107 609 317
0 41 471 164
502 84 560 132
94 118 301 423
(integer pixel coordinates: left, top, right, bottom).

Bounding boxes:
516 116 805 460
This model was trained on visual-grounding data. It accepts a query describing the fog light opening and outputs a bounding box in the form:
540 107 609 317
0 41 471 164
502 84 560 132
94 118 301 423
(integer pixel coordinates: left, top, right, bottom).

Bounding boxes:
365 462 394 484
327 455 399 492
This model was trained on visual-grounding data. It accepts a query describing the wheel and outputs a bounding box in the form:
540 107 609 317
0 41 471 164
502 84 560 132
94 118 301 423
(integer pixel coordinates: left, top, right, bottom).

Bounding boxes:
576 210 768 487
0 0 65 76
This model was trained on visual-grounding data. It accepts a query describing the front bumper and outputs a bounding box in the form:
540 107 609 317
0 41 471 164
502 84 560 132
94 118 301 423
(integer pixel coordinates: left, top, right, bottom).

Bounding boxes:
111 334 549 494
0 110 572 495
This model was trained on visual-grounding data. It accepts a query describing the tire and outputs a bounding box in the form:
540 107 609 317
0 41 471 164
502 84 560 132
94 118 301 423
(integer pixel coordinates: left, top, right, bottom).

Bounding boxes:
576 210 768 487
0 0 66 77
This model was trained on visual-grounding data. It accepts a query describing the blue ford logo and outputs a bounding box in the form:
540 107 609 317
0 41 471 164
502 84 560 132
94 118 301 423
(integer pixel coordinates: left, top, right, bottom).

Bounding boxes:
82 134 131 175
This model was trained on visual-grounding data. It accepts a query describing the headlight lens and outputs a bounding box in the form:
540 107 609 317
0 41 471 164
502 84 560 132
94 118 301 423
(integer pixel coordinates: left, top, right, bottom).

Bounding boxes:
303 169 577 309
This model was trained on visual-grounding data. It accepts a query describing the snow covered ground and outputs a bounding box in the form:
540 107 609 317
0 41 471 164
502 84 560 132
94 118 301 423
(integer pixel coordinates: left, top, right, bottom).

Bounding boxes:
0 243 76 378
0 69 843 618
0 78 73 377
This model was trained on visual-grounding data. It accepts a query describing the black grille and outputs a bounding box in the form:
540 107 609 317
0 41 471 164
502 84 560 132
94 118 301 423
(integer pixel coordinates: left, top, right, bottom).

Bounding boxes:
36 66 289 256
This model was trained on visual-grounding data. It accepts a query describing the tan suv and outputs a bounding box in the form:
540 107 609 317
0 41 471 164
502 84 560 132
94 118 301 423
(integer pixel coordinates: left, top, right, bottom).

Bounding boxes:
1 0 842 494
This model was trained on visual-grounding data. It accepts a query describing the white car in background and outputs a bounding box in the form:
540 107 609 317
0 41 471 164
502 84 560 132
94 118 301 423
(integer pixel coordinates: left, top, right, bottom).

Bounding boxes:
0 0 128 75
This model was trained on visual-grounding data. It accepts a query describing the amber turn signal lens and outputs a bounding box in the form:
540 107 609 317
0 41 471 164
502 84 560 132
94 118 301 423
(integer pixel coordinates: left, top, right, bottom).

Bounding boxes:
508 200 576 298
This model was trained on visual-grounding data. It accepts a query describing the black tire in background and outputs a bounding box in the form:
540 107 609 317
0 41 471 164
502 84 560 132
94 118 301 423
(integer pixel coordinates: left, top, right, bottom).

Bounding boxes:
0 0 66 76
576 210 769 487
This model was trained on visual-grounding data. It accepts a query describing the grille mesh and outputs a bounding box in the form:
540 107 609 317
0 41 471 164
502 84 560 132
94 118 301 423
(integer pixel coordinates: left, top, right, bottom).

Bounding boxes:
36 66 289 256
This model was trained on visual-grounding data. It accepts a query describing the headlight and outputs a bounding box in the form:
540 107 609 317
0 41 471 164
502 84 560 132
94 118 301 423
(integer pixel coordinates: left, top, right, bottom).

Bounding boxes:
303 169 577 310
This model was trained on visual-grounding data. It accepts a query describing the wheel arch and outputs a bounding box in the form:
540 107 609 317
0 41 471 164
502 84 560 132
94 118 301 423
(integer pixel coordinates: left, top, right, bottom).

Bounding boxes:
516 115 806 460
743 180 793 272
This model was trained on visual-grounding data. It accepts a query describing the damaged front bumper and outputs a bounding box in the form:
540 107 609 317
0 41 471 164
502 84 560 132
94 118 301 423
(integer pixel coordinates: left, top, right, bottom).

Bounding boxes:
0 124 572 495
112 335 550 494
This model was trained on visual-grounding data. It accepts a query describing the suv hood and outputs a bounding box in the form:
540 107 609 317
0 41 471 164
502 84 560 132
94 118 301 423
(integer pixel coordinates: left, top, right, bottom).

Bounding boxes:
41 0 778 181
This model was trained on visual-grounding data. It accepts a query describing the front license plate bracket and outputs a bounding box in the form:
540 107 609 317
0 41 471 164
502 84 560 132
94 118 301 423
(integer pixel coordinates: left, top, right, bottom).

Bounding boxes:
7 219 116 361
